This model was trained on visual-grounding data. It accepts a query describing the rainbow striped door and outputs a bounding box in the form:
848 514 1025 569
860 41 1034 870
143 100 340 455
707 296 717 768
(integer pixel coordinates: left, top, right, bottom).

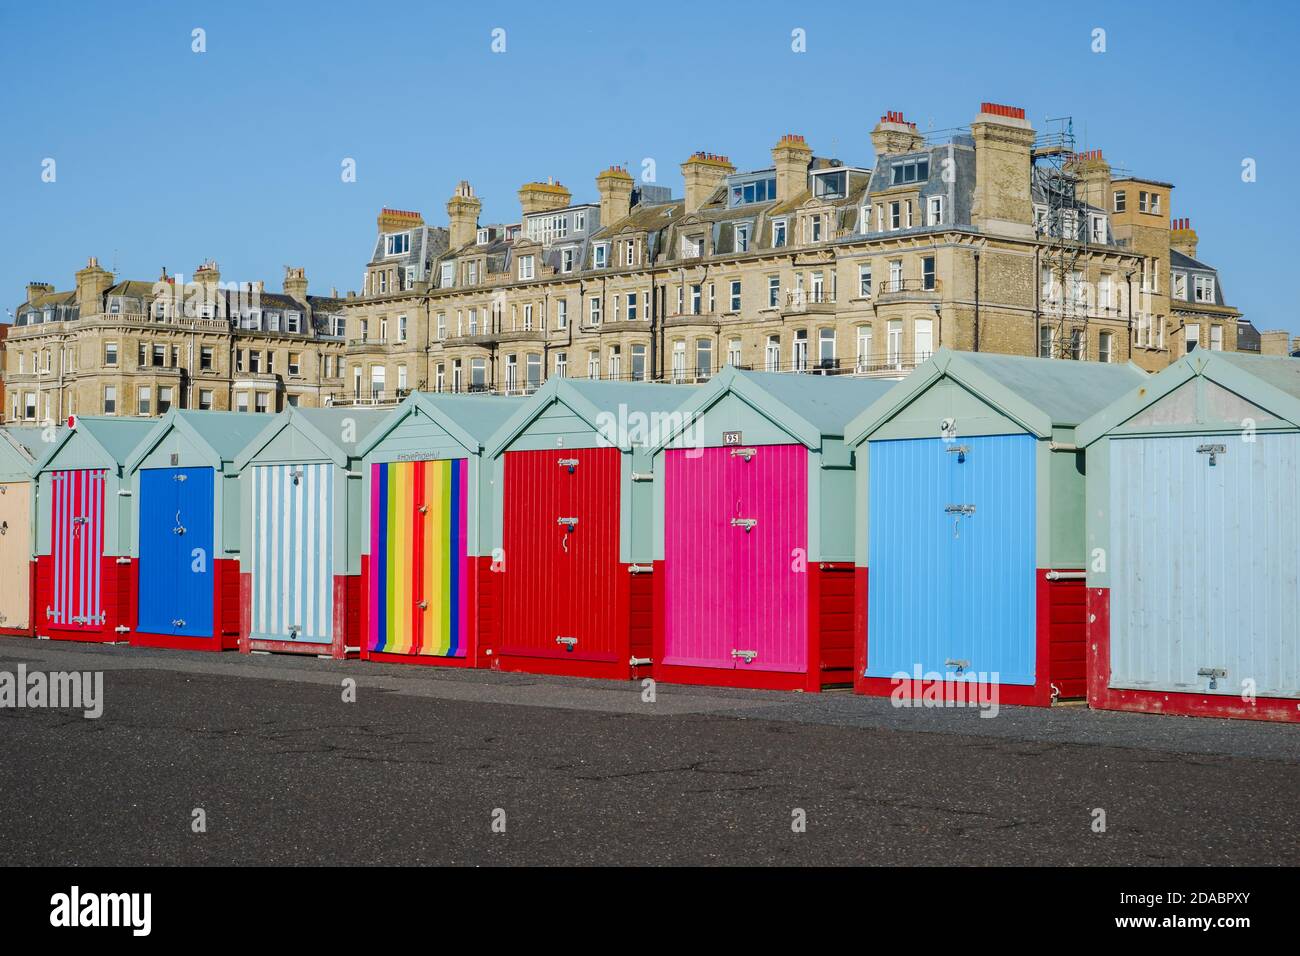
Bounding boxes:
368 459 469 657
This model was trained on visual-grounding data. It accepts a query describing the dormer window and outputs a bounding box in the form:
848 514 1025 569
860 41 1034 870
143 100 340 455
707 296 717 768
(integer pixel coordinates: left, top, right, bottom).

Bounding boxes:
813 170 846 199
477 228 490 245
1172 272 1187 299
729 177 777 206
440 262 454 287
1193 275 1216 303
623 240 636 266
519 254 535 281
772 219 787 248
928 196 944 226
561 248 575 273
890 158 930 185
574 210 587 232
385 233 410 257
1090 214 1106 243
735 224 751 253
594 244 609 269
108 299 121 314
681 235 704 258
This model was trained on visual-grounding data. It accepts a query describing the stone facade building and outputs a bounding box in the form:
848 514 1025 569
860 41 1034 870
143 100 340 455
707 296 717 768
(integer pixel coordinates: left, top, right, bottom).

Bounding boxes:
333 102 1254 406
4 101 1263 421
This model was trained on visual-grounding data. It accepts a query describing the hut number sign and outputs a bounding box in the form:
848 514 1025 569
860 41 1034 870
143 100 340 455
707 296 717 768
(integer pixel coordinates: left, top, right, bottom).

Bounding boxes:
722 431 743 446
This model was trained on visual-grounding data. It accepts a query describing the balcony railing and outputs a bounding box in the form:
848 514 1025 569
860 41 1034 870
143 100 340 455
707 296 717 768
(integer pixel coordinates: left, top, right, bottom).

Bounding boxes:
878 278 941 296
784 290 837 313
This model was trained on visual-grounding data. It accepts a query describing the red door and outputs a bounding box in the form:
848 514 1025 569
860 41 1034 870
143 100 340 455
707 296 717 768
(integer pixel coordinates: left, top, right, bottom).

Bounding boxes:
49 469 107 631
500 447 622 662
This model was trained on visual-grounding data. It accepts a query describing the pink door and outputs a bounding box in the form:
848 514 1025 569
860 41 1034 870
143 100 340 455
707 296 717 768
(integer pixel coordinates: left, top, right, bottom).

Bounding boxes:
663 444 808 672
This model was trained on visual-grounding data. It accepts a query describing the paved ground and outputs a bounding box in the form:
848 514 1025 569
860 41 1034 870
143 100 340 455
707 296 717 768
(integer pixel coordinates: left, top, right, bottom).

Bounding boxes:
1 637 1297 865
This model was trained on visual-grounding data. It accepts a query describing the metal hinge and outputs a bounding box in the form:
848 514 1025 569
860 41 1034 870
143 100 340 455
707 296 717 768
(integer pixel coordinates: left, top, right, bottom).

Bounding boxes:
114 625 129 634
556 636 577 651
731 517 758 531
731 649 758 663
730 447 757 461
1196 444 1226 466
558 457 579 473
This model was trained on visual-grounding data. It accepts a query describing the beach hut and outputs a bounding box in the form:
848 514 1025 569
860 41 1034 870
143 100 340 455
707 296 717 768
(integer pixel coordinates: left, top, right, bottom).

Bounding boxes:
484 378 695 680
356 393 523 667
0 425 60 636
846 350 1146 706
647 368 894 691
32 416 154 642
1076 351 1300 721
233 407 387 658
123 410 267 651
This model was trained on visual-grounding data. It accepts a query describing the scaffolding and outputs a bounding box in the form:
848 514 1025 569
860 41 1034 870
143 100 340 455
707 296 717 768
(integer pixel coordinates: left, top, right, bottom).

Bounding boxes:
1033 117 1089 359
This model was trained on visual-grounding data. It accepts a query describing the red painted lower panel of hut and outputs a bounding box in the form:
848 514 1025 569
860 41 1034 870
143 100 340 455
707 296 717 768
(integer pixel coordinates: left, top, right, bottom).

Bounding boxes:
360 554 493 669
1087 588 1300 723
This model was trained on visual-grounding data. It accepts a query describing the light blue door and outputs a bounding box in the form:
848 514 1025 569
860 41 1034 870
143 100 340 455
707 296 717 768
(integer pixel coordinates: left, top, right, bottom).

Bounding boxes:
868 434 1036 683
138 467 215 637
1109 433 1300 698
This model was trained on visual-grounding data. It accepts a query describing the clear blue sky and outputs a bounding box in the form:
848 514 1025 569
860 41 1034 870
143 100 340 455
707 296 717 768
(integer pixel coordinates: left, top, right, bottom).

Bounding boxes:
3 0 1297 333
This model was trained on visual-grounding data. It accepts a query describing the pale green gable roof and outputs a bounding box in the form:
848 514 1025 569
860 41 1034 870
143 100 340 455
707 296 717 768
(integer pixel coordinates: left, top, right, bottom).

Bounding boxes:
125 409 270 474
847 349 1149 445
358 393 527 458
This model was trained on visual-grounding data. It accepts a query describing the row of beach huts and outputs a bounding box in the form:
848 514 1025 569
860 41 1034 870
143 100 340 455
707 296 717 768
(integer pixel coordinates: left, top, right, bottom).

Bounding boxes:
0 348 1296 722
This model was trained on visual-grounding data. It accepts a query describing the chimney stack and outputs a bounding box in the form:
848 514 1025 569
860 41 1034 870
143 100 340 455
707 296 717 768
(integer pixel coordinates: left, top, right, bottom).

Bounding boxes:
680 151 735 214
1071 149 1112 211
283 266 309 301
518 178 572 216
446 181 481 249
74 256 114 312
1170 217 1199 259
870 111 924 158
772 134 814 202
596 166 634 227
970 101 1036 239
25 281 54 304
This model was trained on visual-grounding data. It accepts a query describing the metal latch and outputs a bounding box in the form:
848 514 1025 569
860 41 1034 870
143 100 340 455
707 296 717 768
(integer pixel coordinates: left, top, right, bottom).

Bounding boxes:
172 619 186 628
731 517 757 532
946 444 969 463
558 457 579 473
730 447 757 462
1197 444 1226 466
945 504 975 539
290 469 304 485
72 515 90 525
945 658 971 674
172 473 188 482
731 649 758 663
627 564 651 574
556 636 577 651
557 516 578 532
418 505 428 514
288 624 301 639
1197 666 1227 690
418 600 428 610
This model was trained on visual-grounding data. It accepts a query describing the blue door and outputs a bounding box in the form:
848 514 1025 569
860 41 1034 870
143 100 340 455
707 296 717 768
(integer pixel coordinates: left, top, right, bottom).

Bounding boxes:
868 434 1036 684
138 467 215 637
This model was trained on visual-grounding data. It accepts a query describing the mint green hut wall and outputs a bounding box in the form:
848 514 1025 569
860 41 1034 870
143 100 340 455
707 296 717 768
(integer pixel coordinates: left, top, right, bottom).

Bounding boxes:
358 393 526 560
485 379 697 565
232 407 388 656
647 367 896 564
234 408 388 581
33 417 154 559
124 410 270 559
0 424 60 552
844 349 1148 705
1074 351 1300 720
